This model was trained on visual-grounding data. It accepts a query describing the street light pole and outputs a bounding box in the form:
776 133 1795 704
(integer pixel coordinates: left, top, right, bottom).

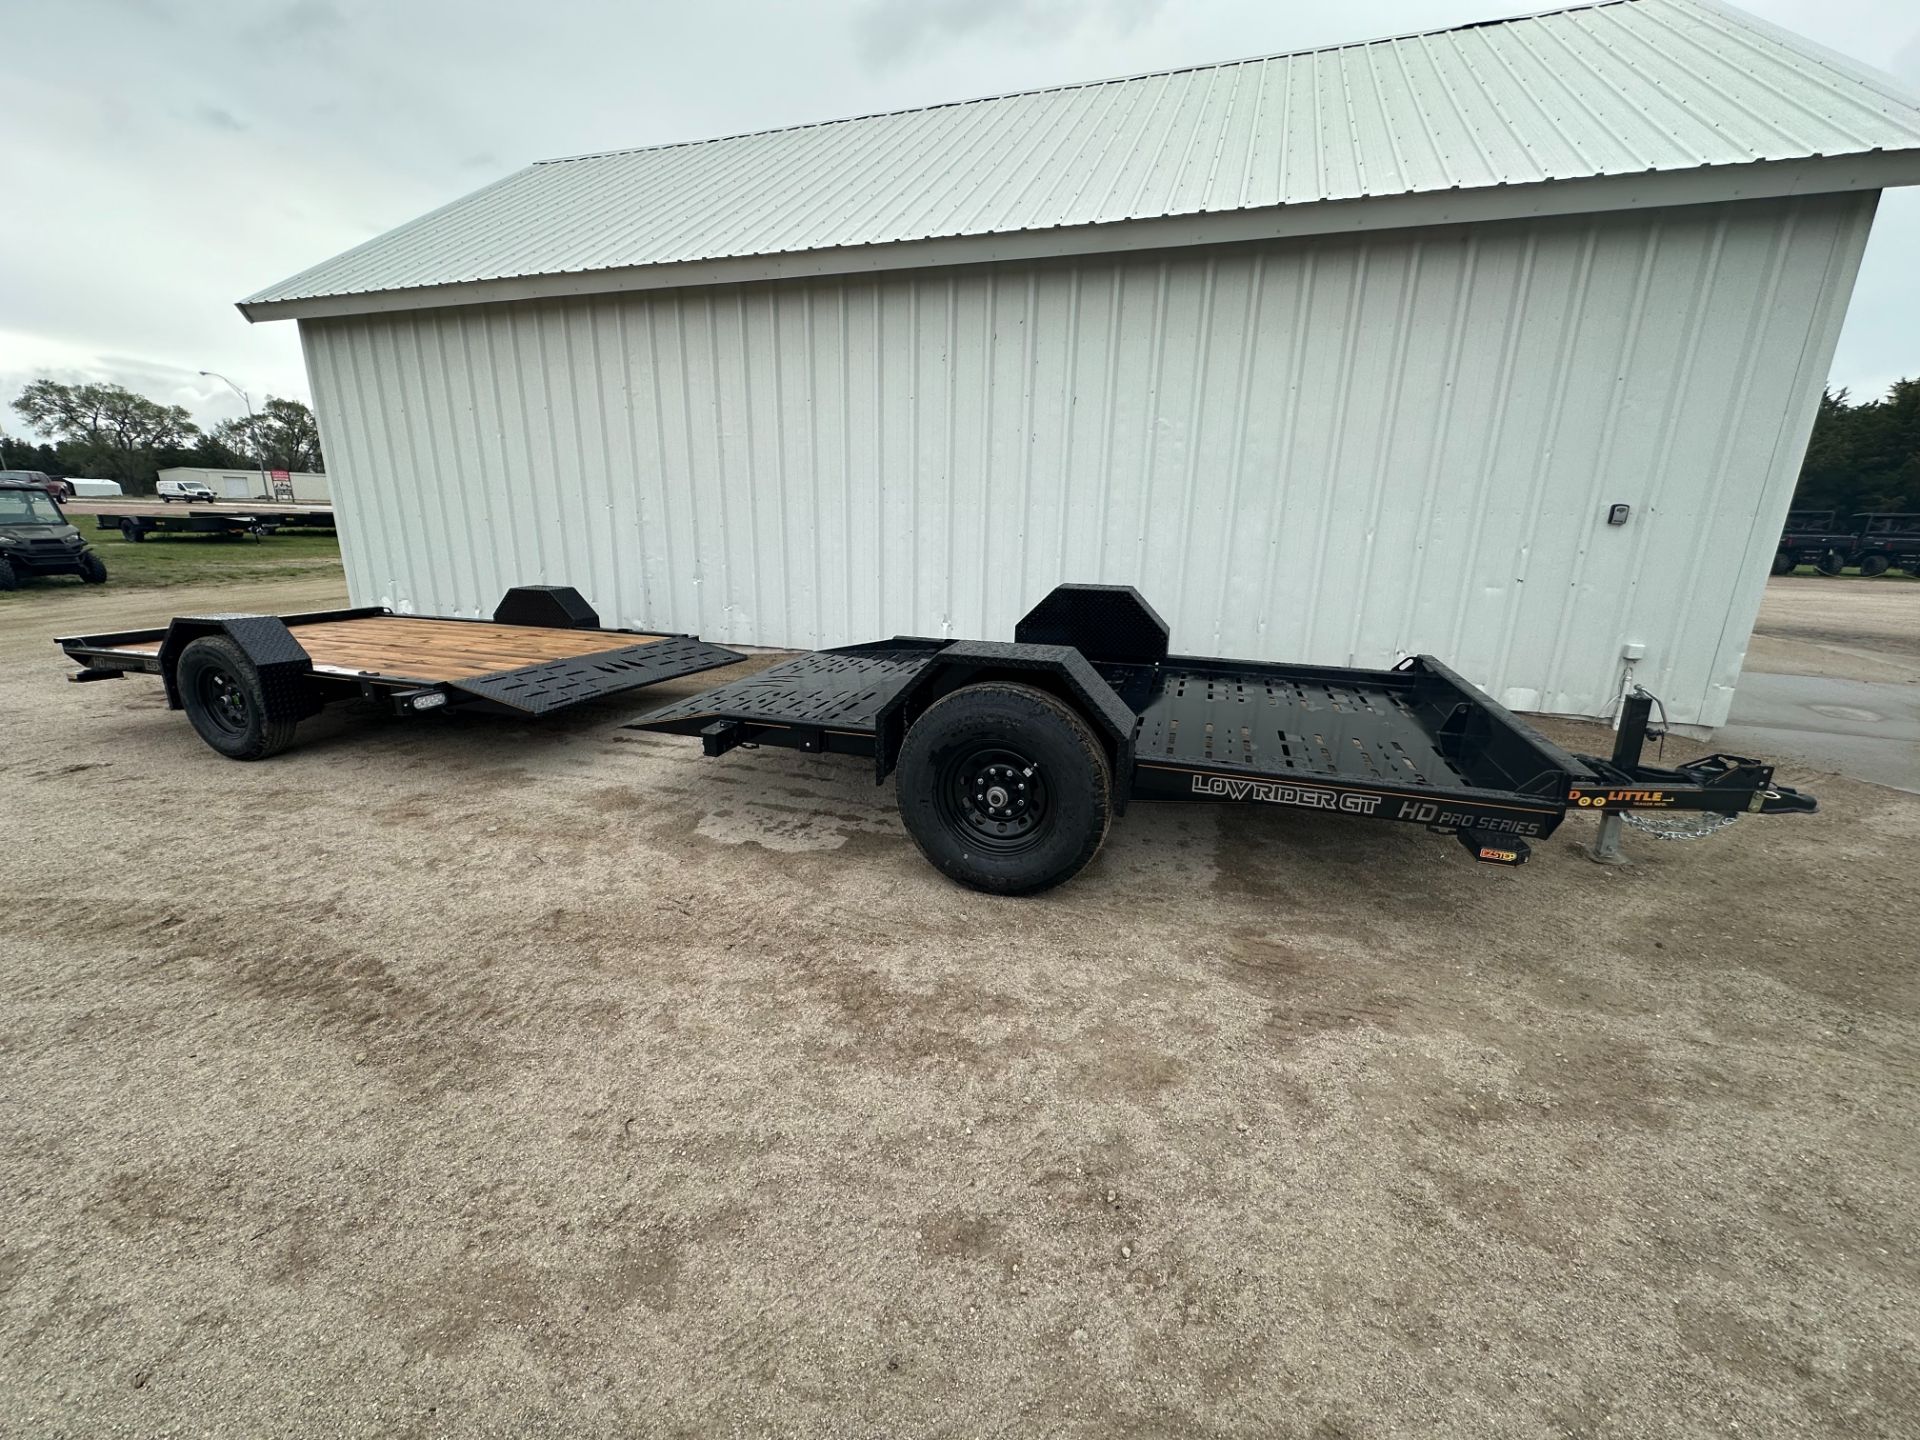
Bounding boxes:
199 370 266 499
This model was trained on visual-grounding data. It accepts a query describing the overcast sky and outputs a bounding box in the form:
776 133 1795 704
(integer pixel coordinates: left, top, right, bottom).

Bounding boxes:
5 0 1918 439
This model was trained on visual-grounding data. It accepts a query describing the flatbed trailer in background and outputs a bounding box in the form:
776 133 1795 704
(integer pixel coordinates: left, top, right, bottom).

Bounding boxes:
632 585 1816 894
59 585 741 759
81 501 338 541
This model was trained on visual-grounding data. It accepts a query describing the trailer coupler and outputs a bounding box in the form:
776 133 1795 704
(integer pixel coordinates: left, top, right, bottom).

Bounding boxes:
1759 784 1818 816
1456 829 1530 866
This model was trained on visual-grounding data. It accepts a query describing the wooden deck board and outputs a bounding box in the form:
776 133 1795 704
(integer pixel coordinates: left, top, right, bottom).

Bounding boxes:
112 617 665 683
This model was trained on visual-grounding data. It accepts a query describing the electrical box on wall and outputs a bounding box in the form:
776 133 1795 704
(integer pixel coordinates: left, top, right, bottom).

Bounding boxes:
1607 503 1632 526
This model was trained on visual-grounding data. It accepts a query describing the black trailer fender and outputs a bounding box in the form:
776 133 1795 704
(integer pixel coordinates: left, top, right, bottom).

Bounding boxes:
493 584 601 629
1013 582 1170 665
157 615 323 722
875 640 1141 808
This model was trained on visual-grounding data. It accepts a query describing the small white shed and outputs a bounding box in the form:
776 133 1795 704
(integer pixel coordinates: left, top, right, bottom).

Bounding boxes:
242 0 1920 727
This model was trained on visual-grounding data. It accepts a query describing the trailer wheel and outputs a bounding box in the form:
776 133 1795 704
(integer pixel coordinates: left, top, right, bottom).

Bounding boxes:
123 522 146 542
896 682 1111 895
1770 552 1793 576
1857 553 1891 577
176 636 300 760
78 552 107 584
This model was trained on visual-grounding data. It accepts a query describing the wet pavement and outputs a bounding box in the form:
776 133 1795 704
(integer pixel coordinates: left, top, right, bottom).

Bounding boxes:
1722 671 1920 794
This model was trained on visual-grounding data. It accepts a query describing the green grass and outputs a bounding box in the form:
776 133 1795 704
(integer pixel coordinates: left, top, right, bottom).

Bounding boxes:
1 530 344 597
1780 566 1919 581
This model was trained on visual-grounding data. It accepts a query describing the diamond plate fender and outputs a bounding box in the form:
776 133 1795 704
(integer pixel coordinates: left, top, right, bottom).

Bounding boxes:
158 614 322 722
1014 584 1169 665
492 585 601 629
876 640 1140 806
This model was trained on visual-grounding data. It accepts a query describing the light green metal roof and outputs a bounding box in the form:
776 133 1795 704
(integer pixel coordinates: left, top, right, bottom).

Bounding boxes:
244 0 1920 318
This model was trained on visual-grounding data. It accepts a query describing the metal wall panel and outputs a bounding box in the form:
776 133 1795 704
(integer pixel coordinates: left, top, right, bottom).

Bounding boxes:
301 190 1872 728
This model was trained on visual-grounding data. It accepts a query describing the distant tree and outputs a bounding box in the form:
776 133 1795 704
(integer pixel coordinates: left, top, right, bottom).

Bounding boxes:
0 427 64 474
212 396 324 473
10 380 200 492
1791 381 1920 519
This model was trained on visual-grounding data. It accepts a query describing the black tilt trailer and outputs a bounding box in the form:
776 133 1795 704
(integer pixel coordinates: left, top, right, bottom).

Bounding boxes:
58 585 741 759
632 585 1816 894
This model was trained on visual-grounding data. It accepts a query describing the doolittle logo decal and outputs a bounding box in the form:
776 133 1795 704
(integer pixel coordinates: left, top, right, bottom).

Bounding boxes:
1190 773 1382 815
1571 789 1673 807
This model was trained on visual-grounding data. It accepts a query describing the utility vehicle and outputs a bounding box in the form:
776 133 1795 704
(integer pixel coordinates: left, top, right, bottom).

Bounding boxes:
0 477 107 589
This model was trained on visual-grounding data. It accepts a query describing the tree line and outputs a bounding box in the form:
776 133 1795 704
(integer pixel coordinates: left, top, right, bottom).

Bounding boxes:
1 379 324 495
1790 380 1918 520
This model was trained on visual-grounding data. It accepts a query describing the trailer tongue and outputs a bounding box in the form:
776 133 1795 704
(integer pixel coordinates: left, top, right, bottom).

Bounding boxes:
630 584 1815 894
58 585 742 760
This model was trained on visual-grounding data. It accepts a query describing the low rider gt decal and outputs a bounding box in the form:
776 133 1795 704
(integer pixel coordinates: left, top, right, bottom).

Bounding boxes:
1189 772 1382 815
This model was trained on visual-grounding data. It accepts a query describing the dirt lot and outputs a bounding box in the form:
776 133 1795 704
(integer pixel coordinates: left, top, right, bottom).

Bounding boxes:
3 575 1917 1438
1747 575 1920 683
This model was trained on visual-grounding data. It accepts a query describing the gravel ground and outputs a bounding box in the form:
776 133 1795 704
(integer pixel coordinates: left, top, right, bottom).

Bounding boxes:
2 576 1916 1438
1747 576 1920 683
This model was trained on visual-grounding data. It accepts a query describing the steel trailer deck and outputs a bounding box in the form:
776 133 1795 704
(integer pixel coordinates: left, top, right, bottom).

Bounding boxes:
637 644 1575 843
59 584 742 759
633 584 1816 892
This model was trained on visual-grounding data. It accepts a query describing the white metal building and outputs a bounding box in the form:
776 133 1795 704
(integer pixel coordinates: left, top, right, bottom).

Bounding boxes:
243 0 1920 727
156 467 331 503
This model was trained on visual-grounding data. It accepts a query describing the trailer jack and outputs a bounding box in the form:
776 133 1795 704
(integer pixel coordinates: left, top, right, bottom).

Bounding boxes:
1571 689 1819 864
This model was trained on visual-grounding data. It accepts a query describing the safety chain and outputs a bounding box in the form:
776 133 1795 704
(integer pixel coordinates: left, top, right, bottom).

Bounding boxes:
1621 809 1740 841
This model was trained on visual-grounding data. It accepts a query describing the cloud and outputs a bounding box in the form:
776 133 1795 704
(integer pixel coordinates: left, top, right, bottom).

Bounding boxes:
245 0 344 45
0 331 266 437
196 104 248 133
856 0 1165 66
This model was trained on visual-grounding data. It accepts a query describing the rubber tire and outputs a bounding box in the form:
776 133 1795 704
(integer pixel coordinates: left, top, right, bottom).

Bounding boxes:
176 635 300 760
0 556 16 591
896 681 1112 895
1857 553 1891 578
1770 552 1793 576
79 552 107 584
123 523 145 542
1815 551 1847 577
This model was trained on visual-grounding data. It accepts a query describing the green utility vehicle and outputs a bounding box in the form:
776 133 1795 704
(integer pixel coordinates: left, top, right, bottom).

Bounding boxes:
0 477 108 589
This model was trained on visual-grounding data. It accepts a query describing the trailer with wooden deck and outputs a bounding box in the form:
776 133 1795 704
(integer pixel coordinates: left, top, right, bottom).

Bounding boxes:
631 585 1817 894
57 585 741 759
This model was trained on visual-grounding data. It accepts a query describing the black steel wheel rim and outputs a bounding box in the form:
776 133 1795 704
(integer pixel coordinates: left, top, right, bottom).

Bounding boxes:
937 743 1049 854
196 666 251 736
